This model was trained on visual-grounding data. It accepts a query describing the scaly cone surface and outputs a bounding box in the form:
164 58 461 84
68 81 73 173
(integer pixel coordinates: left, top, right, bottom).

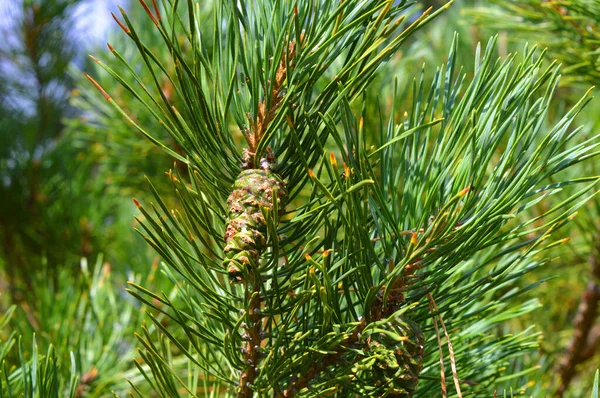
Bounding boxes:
224 167 287 283
368 318 425 397
349 316 425 397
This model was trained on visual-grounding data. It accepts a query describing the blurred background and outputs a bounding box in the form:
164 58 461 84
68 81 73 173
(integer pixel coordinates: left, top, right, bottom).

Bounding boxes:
0 0 599 396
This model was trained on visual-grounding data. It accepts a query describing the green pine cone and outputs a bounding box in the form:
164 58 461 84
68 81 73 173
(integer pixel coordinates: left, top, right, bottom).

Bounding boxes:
350 317 424 397
370 318 424 397
224 169 287 283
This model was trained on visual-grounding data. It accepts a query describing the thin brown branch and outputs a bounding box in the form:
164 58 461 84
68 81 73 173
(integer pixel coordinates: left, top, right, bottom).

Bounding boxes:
556 241 600 397
581 325 600 362
238 279 263 397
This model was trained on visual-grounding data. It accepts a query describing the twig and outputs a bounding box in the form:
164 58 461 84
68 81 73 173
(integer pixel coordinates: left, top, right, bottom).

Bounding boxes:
556 239 600 397
580 325 600 362
238 277 263 397
275 200 450 396
243 38 300 168
232 37 302 396
278 280 412 397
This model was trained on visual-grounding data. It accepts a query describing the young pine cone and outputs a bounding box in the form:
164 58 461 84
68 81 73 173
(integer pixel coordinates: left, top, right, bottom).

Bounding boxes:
223 169 287 283
352 317 425 397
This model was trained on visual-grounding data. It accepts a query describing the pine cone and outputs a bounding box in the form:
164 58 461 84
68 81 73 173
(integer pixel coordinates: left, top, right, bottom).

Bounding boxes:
353 317 424 397
224 169 286 283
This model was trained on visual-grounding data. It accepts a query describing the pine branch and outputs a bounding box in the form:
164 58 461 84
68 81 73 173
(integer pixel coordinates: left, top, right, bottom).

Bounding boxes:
470 0 600 86
557 236 600 397
277 319 366 398
238 281 263 396
0 256 159 397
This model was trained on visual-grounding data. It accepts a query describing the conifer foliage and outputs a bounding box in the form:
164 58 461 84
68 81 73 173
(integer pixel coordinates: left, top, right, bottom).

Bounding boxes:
472 0 600 86
87 0 600 396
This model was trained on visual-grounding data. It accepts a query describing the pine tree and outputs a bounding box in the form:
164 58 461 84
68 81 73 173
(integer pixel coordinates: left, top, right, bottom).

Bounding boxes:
0 0 91 297
0 0 155 305
85 0 600 396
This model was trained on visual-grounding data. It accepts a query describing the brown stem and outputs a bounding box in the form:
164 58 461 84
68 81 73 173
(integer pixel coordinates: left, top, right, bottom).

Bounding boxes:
556 242 600 397
235 40 301 392
238 272 263 397
581 325 600 362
